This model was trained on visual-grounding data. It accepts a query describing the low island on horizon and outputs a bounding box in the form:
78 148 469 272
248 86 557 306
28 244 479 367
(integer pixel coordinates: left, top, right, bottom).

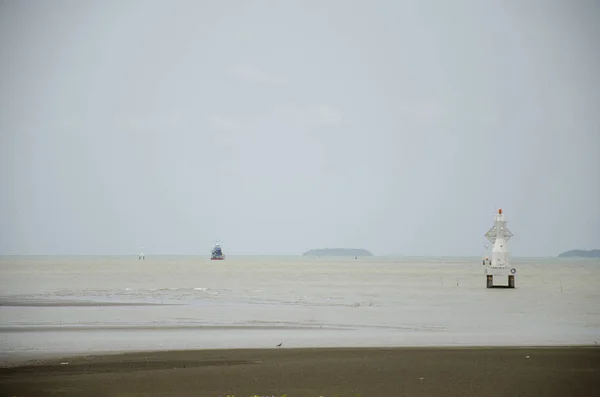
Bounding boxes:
302 248 374 257
557 249 600 258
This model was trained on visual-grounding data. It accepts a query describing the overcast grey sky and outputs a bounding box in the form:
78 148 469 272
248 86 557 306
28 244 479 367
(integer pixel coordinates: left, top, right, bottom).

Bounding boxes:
1 0 598 256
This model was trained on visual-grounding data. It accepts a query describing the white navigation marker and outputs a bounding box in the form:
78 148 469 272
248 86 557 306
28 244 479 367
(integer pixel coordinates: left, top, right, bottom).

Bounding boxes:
483 209 516 288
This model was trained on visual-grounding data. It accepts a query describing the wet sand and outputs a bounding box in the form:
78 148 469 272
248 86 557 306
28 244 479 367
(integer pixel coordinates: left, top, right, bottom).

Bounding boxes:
1 347 599 396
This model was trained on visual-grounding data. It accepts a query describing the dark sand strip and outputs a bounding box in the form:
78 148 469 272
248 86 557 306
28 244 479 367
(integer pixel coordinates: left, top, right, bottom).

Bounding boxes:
1 347 599 396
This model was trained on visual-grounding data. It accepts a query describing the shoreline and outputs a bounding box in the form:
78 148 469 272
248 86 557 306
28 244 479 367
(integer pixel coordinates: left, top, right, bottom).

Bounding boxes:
3 328 598 367
2 346 599 396
5 344 600 364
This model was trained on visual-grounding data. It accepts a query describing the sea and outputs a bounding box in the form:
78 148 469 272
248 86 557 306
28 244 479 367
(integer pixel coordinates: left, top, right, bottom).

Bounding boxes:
1 256 599 364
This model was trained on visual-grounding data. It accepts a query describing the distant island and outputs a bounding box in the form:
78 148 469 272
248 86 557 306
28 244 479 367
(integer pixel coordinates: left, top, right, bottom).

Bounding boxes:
302 248 373 257
558 249 600 258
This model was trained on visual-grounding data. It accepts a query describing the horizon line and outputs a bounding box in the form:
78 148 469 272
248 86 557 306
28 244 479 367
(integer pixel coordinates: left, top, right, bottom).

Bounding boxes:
0 253 573 259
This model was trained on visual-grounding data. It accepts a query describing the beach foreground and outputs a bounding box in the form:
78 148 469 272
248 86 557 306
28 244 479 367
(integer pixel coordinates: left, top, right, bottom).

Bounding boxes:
1 347 599 396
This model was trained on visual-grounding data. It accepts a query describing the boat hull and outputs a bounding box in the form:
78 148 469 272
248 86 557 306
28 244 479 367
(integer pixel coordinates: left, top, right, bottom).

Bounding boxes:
211 257 225 260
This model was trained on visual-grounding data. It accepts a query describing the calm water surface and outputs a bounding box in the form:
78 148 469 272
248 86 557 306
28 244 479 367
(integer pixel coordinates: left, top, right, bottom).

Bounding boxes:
1 256 599 363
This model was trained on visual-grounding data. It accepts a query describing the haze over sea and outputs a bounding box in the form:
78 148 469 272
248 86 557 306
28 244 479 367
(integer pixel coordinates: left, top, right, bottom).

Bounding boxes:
1 255 599 365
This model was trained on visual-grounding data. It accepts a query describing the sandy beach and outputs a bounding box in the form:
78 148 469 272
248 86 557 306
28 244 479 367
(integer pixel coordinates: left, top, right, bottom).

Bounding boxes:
1 346 599 396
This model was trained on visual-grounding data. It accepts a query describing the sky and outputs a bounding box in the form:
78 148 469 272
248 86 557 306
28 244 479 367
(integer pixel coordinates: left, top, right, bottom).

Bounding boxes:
1 0 599 256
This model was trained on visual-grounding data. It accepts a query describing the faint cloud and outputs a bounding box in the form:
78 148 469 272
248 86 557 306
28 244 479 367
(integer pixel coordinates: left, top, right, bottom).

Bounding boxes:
310 104 344 126
401 100 447 123
229 63 288 86
207 114 239 132
271 104 344 127
106 112 185 132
